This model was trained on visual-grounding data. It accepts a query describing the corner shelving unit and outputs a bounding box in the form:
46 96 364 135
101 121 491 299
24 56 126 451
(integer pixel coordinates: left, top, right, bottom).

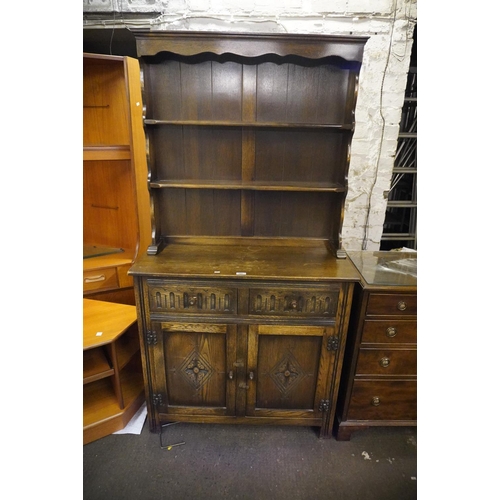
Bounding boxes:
83 299 145 444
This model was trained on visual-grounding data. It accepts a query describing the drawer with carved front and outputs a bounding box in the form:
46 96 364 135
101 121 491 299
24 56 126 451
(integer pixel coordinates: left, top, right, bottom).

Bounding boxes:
146 281 237 315
248 287 340 317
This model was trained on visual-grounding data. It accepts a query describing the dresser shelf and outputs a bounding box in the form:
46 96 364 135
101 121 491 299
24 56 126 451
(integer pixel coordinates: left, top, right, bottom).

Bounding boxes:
144 119 353 129
150 180 346 192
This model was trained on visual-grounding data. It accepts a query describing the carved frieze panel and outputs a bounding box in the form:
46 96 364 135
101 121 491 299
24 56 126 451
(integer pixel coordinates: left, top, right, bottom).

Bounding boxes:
249 288 339 316
147 281 236 314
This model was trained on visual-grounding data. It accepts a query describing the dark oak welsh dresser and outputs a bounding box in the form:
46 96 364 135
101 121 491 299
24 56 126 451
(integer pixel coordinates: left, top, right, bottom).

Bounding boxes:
129 31 368 438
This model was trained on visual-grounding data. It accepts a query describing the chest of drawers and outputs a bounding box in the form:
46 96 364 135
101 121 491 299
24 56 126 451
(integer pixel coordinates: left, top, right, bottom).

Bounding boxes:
334 251 417 440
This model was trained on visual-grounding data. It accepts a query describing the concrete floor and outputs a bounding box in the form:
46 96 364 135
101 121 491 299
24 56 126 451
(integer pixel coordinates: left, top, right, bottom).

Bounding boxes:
83 421 417 500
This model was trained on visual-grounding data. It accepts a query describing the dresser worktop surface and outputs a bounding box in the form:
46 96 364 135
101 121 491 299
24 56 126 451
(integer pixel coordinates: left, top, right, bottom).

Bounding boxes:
129 242 361 282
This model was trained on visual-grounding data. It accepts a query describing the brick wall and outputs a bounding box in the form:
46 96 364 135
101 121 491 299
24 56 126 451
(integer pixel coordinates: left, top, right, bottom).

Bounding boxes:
83 0 417 250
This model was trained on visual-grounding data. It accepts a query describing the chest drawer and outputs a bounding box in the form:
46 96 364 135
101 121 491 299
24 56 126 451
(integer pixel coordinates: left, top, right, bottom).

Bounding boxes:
356 348 417 376
248 287 340 317
146 281 237 315
361 319 417 344
347 380 417 421
83 267 119 292
366 293 417 316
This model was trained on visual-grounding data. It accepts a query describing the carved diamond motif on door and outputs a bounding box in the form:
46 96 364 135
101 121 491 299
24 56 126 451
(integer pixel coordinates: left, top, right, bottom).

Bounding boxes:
270 350 305 396
179 350 215 390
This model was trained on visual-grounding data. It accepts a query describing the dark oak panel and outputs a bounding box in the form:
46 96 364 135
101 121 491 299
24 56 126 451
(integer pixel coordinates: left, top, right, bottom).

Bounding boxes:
151 125 243 181
254 334 322 410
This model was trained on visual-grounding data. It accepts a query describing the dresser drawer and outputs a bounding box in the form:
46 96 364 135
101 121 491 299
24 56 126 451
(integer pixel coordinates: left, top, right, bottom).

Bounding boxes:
248 287 340 317
366 293 417 316
146 281 237 315
83 267 119 292
347 380 417 421
356 348 417 376
361 319 417 344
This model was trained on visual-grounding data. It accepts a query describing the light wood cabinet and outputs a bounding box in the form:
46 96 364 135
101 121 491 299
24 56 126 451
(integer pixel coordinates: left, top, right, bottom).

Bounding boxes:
83 53 149 304
129 32 368 438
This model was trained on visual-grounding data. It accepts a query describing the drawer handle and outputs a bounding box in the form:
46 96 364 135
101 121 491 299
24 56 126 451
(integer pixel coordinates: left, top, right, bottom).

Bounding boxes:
379 357 391 368
84 275 106 283
397 301 407 311
289 300 298 310
188 296 198 306
371 396 381 406
386 327 397 338
228 370 234 380
248 371 254 381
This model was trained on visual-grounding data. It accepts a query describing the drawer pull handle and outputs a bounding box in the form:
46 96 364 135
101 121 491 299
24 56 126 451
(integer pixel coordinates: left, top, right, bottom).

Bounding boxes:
397 301 407 311
84 275 106 283
188 296 197 306
371 396 381 406
228 370 234 380
379 357 390 368
289 300 298 310
248 371 254 381
386 327 397 338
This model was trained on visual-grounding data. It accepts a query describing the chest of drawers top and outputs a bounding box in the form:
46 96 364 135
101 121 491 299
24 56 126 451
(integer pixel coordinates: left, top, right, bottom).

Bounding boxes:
347 251 416 292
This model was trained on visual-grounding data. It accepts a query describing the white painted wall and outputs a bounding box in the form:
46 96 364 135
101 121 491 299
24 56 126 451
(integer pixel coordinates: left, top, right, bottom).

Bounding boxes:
83 0 417 251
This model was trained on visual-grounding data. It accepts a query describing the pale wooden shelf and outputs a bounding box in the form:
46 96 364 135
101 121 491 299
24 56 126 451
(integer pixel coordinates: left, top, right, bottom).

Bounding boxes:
83 299 145 445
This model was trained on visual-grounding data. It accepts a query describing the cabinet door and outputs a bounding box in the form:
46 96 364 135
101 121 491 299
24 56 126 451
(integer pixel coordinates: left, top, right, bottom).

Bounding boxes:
149 321 237 417
246 324 335 420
